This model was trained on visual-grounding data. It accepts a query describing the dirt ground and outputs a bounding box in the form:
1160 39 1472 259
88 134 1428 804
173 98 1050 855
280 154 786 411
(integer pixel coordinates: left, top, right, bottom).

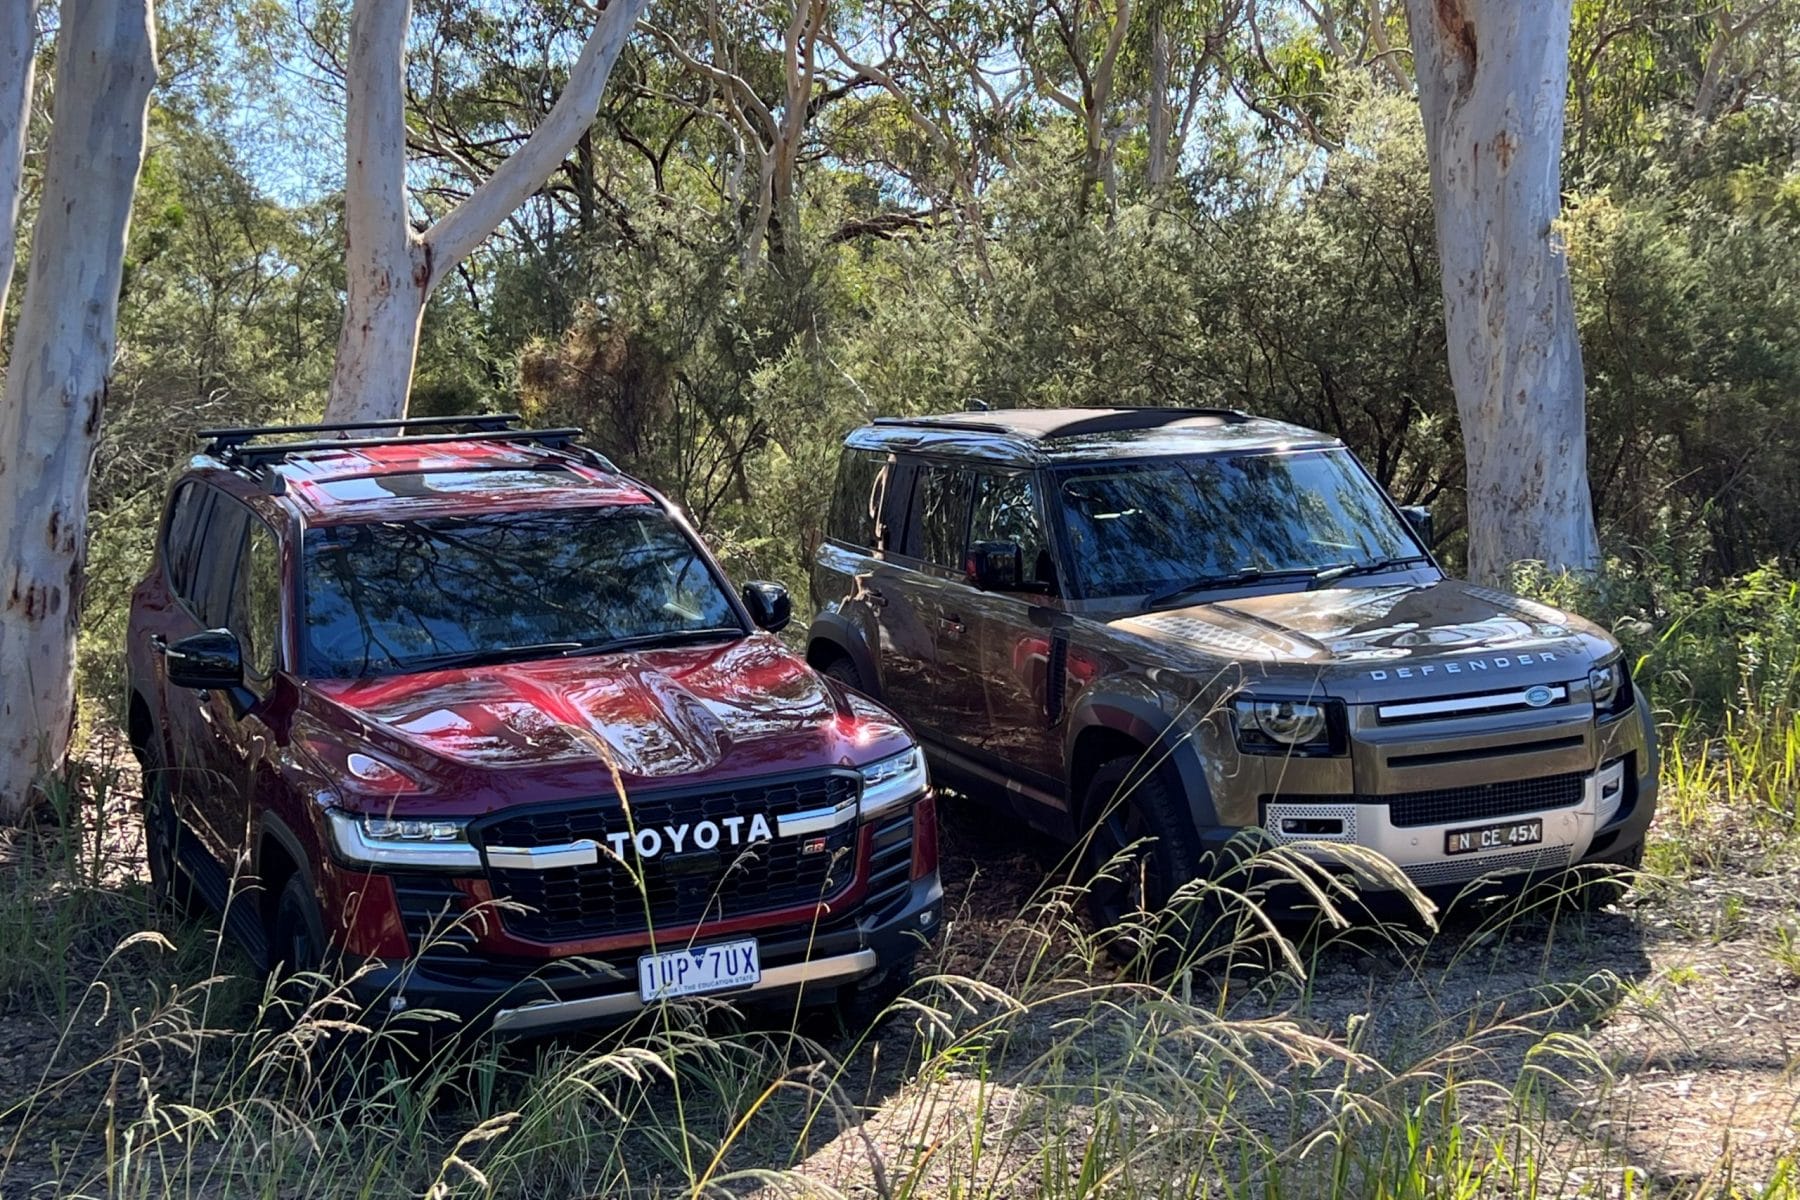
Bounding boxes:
2 747 1797 1197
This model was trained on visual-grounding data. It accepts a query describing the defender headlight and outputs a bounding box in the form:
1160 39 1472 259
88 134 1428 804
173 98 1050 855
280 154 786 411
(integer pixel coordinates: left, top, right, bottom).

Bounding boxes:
858 746 928 820
328 810 480 870
1233 698 1333 754
1589 659 1632 717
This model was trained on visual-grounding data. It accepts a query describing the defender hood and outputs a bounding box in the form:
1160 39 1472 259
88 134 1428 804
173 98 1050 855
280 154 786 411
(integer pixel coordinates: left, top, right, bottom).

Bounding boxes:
1116 578 1614 700
303 636 911 807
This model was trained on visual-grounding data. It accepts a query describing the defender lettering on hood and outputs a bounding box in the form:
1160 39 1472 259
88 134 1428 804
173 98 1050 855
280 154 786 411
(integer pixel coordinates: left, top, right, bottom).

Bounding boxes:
1368 650 1559 682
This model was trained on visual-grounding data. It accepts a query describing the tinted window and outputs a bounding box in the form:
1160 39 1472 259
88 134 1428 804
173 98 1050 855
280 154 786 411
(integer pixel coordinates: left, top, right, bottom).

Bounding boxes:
827 448 888 549
164 483 215 607
970 472 1057 593
302 507 744 678
232 519 282 681
1057 449 1420 600
902 463 972 569
191 497 249 627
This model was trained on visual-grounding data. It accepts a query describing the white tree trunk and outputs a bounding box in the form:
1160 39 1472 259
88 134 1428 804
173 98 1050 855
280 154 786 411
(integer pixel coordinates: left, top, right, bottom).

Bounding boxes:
1405 0 1600 585
0 0 36 332
0 0 155 820
325 0 427 426
323 0 651 424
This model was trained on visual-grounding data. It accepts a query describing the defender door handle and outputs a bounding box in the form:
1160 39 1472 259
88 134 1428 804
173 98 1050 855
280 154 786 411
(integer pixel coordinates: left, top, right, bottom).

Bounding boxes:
863 587 887 609
940 615 966 638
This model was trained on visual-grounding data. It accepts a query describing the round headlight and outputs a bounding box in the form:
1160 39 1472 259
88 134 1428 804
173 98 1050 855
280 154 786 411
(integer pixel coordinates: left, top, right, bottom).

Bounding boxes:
1240 699 1327 746
1588 662 1622 708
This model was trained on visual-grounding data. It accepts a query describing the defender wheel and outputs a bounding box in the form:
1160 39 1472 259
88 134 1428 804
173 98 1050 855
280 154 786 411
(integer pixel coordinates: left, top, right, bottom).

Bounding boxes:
136 734 196 917
1082 756 1211 966
821 656 866 693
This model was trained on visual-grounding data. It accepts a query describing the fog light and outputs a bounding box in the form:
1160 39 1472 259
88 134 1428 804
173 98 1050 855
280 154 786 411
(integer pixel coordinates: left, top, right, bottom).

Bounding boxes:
1595 759 1627 826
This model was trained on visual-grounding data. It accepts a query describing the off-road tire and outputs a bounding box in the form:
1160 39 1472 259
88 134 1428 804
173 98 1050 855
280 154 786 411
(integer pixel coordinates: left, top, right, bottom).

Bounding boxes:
821 655 866 693
135 733 197 917
1083 755 1215 967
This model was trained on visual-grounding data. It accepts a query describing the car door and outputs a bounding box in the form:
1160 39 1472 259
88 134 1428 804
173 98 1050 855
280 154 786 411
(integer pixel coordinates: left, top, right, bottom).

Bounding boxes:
963 468 1068 792
872 458 982 748
158 482 235 863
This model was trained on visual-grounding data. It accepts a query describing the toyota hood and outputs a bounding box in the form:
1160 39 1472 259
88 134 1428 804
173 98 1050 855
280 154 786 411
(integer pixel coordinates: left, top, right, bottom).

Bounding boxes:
1114 578 1616 701
301 636 913 813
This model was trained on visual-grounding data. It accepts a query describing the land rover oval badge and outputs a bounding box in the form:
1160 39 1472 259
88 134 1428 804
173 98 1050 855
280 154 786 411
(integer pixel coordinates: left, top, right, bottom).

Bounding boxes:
1524 685 1555 708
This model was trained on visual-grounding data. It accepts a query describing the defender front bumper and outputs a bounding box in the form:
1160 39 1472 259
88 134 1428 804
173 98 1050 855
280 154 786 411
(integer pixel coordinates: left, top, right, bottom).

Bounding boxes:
1259 758 1637 890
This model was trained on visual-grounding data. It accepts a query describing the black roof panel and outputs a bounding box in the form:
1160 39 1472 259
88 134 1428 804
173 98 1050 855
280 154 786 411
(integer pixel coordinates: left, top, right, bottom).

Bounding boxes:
849 407 1337 465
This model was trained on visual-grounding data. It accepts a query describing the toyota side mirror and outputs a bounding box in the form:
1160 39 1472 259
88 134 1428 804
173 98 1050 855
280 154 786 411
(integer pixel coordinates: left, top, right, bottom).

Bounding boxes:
1400 504 1434 551
162 629 245 691
966 541 1022 591
742 581 792 633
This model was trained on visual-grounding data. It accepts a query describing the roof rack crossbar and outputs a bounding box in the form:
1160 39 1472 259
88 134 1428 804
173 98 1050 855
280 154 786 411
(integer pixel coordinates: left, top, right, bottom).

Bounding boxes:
199 413 522 456
218 427 585 469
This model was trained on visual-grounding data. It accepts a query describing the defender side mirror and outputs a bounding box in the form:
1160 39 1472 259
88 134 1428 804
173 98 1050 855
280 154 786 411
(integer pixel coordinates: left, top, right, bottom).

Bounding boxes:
742 581 792 633
966 541 1023 592
1400 504 1435 551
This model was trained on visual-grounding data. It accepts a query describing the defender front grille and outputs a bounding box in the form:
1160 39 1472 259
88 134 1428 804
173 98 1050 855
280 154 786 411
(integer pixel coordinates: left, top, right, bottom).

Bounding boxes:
1266 771 1585 830
472 774 860 943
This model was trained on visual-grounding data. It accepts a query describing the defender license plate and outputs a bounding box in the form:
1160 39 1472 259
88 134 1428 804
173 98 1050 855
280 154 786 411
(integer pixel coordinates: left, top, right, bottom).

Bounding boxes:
638 939 761 1002
1444 819 1544 856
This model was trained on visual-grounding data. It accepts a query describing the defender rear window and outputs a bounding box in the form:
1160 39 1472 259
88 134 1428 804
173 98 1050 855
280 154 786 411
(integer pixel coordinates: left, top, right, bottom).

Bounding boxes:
826 448 888 550
300 507 743 678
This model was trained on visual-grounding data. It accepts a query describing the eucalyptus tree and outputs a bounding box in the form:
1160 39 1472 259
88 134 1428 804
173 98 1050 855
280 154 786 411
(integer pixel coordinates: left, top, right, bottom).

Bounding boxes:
0 0 157 820
1406 0 1600 582
323 0 651 424
0 0 34 333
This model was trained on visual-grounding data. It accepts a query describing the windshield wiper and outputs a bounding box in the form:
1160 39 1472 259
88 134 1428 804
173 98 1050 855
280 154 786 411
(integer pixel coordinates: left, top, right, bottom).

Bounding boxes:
403 641 587 671
1147 567 1324 609
1307 556 1432 589
560 627 745 658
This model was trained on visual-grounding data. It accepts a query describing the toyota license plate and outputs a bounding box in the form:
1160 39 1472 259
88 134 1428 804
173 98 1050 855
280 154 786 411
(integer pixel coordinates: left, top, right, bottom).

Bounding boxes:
638 939 761 1002
1444 819 1545 856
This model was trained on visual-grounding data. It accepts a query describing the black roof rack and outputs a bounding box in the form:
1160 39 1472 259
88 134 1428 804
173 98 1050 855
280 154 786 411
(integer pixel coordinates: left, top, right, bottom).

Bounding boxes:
198 413 524 458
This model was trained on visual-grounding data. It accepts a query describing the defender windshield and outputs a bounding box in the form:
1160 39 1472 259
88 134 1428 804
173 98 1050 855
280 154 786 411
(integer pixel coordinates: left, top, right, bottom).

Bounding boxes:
1056 448 1423 602
302 507 742 678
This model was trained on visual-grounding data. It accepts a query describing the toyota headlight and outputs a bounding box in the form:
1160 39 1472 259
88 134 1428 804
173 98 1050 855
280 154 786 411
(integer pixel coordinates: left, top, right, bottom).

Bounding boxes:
328 810 480 870
858 746 928 820
1232 698 1336 755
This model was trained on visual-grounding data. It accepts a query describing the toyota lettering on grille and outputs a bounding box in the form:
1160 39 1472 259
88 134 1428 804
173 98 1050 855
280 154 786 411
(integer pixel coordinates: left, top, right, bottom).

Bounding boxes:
485 814 777 872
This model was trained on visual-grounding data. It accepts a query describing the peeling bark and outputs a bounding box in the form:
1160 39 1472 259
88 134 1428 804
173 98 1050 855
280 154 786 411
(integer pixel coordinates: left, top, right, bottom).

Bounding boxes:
1405 0 1600 584
0 0 156 820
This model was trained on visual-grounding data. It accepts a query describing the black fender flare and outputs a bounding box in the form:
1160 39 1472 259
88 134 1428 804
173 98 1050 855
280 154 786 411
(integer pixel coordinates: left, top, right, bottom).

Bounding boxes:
806 611 883 698
1065 690 1221 831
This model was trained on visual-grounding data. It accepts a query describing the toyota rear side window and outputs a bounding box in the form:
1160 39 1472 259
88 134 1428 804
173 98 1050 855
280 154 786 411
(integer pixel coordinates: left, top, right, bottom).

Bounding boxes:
301 507 743 678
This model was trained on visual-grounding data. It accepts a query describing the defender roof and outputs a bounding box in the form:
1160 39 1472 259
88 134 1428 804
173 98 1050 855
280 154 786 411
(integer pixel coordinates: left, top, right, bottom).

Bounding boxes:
189 414 654 522
846 406 1339 467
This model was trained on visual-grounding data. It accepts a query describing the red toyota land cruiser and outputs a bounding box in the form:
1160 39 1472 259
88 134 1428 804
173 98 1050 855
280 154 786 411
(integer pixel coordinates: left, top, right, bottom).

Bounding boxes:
124 415 940 1034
